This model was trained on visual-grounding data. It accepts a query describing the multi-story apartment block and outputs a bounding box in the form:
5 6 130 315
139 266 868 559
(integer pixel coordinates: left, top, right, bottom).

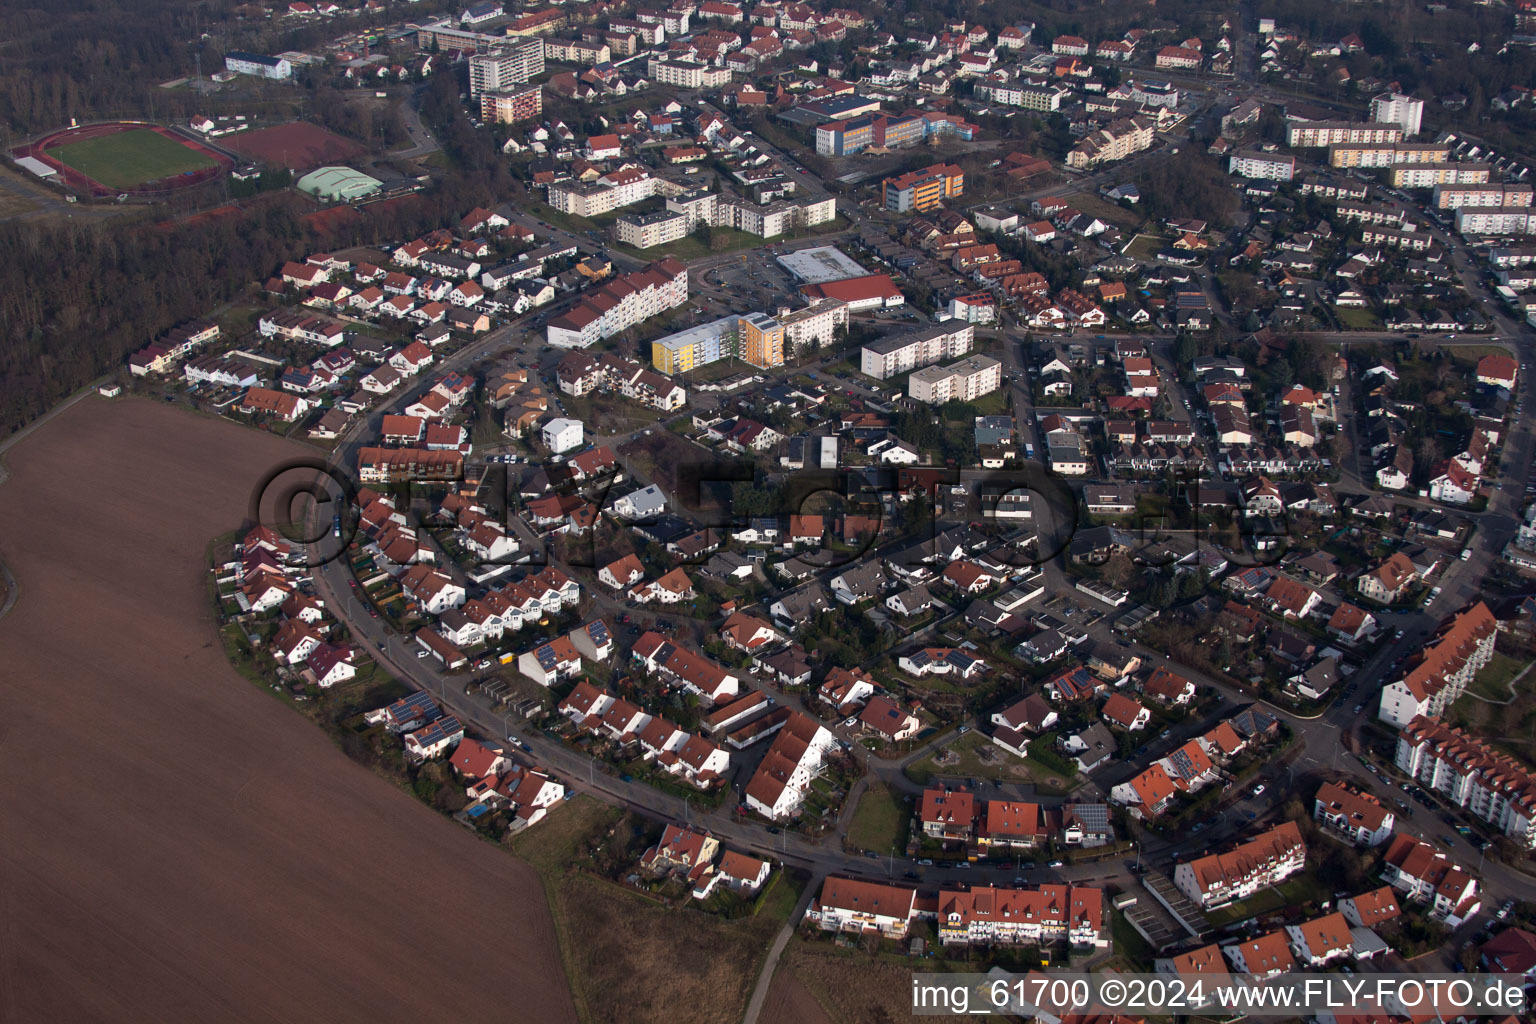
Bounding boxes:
666 189 718 230
650 312 784 372
1396 717 1536 848
714 194 836 238
775 297 848 351
1173 822 1306 909
1228 150 1296 181
882 163 964 212
1378 602 1497 727
609 17 665 45
468 40 546 96
976 80 1066 111
1065 116 1155 170
417 19 514 53
1456 206 1536 235
860 322 975 379
224 52 293 79
1371 92 1424 136
907 355 1002 404
1435 183 1535 208
1287 120 1404 147
646 57 731 89
1391 162 1492 188
546 258 688 348
480 85 542 124
614 210 689 249
544 38 610 64
547 167 660 218
745 711 837 820
1328 141 1449 168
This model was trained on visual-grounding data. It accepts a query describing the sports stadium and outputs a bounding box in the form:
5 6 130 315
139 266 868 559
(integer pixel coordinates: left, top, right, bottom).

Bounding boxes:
13 121 232 197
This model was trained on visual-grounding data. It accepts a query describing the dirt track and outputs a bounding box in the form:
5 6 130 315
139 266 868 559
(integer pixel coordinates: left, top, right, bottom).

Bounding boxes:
0 396 576 1023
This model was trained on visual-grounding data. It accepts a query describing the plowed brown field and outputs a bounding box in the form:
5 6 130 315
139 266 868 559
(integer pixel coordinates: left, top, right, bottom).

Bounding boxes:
0 396 576 1023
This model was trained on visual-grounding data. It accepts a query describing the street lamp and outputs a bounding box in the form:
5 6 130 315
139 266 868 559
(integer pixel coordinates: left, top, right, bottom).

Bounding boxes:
684 793 694 825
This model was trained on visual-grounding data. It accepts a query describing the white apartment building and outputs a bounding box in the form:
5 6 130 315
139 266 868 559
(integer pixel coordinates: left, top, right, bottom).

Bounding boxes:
547 168 660 218
908 355 1002 403
646 57 731 89
1396 716 1536 849
224 52 293 79
1371 92 1424 137
1066 116 1155 170
614 210 688 249
546 258 689 348
860 322 975 379
1312 781 1396 846
715 194 837 238
776 297 848 351
977 80 1065 111
1457 206 1536 235
544 38 610 64
1228 150 1296 181
665 189 718 230
808 877 918 938
468 41 546 97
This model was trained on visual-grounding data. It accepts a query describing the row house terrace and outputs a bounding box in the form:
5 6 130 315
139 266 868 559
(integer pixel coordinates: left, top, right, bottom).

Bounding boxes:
936 884 1107 948
1173 821 1306 909
1377 602 1497 727
1395 716 1536 848
631 631 740 703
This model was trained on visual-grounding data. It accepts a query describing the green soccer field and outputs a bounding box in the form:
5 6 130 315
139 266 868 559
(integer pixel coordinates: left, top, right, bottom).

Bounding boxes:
46 128 218 190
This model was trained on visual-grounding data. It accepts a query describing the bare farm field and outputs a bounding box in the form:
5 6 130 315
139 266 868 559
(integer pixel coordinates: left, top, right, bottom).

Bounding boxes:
777 941 968 1022
511 796 802 1024
0 396 576 1023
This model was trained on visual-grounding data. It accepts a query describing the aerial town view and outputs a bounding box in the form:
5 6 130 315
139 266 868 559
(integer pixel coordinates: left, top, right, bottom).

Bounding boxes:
9 0 1536 1021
